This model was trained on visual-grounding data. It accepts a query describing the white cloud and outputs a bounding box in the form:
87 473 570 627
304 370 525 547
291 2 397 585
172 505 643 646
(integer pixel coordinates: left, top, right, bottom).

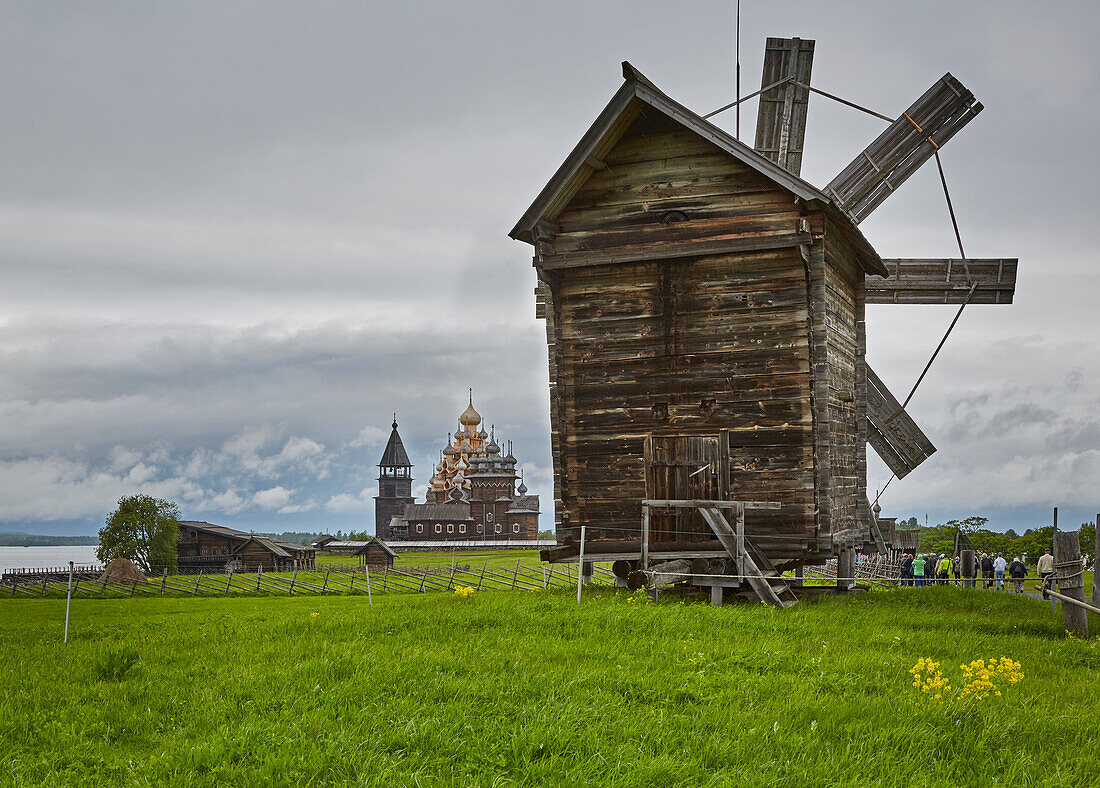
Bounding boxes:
350 425 388 448
325 486 377 513
252 486 293 510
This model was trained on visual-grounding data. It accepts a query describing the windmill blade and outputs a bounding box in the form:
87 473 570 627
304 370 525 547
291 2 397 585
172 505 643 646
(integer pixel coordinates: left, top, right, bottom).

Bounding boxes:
825 74 983 224
867 258 1018 304
753 37 815 176
866 363 936 479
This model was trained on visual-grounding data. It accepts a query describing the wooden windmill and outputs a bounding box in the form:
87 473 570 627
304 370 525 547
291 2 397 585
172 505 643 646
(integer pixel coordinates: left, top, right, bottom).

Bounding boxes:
509 37 1017 604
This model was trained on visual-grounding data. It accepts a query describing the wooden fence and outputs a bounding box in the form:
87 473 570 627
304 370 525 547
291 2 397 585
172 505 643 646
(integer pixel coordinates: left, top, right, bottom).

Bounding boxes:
1 561 616 599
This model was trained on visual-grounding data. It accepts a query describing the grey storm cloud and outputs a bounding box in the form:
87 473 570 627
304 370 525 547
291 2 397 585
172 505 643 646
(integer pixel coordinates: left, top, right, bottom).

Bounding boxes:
2 0 1099 534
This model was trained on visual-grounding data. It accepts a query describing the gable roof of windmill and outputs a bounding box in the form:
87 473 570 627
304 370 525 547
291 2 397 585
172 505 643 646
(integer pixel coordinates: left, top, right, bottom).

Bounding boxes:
509 61 887 277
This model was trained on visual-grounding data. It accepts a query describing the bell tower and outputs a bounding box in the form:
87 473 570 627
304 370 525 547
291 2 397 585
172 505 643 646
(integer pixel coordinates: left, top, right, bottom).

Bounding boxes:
374 415 414 538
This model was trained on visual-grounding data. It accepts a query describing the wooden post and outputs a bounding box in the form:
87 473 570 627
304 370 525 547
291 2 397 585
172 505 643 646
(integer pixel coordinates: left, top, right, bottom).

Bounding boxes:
794 565 804 588
161 568 168 594
224 571 233 594
348 573 355 593
961 549 975 588
256 567 262 592
512 559 520 590
477 562 486 591
365 563 373 608
448 565 456 591
838 547 854 591
641 505 650 569
194 569 202 594
129 580 136 596
576 523 587 603
383 566 388 591
1093 514 1098 605
322 570 330 592
289 568 297 595
64 561 74 644
1054 530 1088 637
417 569 426 593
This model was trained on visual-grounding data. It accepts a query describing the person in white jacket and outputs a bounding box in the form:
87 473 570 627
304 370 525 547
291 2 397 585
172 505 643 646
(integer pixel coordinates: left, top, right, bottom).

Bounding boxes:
992 554 1007 591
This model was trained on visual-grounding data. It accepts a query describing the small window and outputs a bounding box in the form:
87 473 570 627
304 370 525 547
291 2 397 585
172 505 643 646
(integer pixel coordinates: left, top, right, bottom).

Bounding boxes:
416 524 423 534
476 524 484 534
512 523 520 534
495 523 502 534
459 523 466 534
447 523 455 534
486 512 494 522
434 523 442 534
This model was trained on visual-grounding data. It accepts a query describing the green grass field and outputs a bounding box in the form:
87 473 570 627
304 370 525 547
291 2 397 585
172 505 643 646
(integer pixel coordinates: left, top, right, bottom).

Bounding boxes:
1 587 1098 786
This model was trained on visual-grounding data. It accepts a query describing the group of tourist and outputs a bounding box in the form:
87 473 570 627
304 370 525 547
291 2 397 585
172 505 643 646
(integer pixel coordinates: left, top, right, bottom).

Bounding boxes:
898 551 1036 593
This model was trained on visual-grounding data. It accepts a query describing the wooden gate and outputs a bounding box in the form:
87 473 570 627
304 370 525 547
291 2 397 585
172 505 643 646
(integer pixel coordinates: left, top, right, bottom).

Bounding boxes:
643 435 726 542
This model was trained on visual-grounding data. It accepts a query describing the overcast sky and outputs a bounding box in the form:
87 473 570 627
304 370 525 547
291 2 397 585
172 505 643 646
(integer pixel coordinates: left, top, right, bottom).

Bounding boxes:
2 1 1098 537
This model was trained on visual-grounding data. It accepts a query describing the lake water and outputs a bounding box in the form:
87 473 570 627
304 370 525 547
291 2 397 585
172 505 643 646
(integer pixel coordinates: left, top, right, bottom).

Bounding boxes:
0 545 101 572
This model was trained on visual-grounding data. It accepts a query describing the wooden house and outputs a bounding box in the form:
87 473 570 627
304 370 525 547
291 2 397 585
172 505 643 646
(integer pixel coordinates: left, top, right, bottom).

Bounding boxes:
176 521 315 572
510 63 889 572
354 538 398 570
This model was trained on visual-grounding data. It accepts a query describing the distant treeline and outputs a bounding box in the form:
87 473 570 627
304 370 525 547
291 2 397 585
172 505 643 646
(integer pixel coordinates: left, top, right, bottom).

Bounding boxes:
909 517 1097 559
0 532 100 547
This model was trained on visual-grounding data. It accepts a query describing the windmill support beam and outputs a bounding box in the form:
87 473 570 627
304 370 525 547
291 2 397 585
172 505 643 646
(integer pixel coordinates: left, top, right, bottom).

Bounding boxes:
865 363 936 479
825 73 983 224
867 258 1017 304
753 37 815 177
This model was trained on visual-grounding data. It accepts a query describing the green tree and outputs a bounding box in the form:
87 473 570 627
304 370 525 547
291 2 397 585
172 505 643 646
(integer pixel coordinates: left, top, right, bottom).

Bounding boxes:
97 495 180 574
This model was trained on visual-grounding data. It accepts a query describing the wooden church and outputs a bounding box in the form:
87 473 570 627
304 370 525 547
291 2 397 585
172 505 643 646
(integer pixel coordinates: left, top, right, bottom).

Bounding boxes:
510 45 1014 585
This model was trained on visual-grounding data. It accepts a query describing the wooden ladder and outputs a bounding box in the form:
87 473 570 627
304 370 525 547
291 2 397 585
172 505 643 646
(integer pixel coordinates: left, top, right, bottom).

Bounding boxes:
698 505 797 608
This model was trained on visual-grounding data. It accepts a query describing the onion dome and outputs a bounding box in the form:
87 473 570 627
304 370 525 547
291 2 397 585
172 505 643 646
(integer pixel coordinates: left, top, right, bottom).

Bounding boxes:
478 426 488 440
872 501 882 517
443 444 456 456
517 479 528 495
459 391 481 428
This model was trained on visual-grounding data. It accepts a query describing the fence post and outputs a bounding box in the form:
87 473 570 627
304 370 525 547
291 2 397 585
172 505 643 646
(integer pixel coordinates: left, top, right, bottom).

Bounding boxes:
1093 514 1098 605
194 569 202 594
512 559 520 590
256 567 262 592
64 561 74 644
225 571 233 594
289 568 297 595
383 566 388 591
161 568 168 594
129 579 136 597
576 523 587 604
348 573 355 593
322 570 330 592
1054 530 1088 637
365 563 373 608
477 562 486 591
448 565 456 591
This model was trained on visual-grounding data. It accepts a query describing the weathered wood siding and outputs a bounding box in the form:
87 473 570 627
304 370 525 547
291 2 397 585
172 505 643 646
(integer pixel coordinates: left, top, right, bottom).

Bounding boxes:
538 110 834 559
821 216 867 547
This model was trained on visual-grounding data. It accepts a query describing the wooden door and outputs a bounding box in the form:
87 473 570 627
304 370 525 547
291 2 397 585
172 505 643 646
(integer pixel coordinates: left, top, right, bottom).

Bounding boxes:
644 435 725 542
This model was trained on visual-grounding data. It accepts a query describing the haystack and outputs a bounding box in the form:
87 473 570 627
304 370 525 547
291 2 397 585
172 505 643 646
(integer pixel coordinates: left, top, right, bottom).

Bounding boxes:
99 557 147 583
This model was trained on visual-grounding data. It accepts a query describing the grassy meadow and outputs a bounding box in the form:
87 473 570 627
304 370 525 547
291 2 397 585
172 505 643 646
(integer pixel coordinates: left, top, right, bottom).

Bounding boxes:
2 587 1098 786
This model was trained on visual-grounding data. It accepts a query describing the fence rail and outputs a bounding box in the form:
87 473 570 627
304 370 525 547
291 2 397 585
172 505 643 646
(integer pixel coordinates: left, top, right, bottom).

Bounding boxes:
1 561 615 599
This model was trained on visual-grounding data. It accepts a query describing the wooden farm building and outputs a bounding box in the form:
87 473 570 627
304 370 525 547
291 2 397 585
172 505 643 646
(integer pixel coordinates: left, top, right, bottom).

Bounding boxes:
354 538 397 569
176 521 316 572
510 50 1015 595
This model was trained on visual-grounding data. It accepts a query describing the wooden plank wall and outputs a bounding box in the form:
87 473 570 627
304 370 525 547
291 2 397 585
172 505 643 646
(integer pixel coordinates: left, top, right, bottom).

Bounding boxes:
538 110 831 560
821 217 867 547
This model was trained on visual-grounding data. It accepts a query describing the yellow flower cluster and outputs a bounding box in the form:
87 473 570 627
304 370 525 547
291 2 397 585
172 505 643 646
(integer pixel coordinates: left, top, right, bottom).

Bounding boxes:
959 657 1024 700
910 657 951 701
453 585 475 598
626 589 652 604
